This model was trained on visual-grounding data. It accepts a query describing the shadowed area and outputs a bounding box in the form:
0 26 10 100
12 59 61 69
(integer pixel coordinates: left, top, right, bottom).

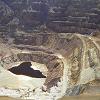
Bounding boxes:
8 62 46 78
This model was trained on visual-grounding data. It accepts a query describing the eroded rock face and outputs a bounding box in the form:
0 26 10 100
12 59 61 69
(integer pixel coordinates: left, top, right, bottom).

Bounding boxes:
0 32 100 99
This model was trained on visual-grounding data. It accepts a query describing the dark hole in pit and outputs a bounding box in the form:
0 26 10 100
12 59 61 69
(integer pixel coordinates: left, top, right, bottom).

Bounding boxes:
8 62 46 78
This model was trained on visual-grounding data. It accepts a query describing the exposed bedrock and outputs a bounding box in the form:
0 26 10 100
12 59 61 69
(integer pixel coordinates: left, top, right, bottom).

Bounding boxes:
0 32 100 95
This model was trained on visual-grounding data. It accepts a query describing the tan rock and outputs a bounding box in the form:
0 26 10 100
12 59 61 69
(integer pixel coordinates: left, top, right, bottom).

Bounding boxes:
0 32 100 99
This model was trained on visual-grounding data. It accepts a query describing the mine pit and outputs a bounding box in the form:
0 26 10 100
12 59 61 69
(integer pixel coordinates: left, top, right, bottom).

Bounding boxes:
0 0 100 99
0 33 100 100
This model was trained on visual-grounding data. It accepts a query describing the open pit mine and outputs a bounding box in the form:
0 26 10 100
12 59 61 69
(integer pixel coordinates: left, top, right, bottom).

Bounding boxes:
0 32 100 100
0 0 100 100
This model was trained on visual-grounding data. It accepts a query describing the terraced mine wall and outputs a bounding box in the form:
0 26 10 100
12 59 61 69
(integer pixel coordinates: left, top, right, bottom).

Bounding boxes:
0 0 100 34
0 33 100 92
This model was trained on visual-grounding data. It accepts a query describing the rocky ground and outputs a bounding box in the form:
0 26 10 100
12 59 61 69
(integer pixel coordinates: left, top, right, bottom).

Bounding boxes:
0 32 99 100
0 0 100 100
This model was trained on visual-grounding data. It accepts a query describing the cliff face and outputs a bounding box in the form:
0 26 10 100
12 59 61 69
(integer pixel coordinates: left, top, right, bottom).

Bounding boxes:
0 0 100 34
